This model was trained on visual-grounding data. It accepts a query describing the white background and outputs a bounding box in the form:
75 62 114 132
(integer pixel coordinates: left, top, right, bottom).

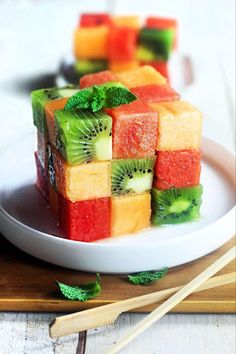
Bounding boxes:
0 0 235 353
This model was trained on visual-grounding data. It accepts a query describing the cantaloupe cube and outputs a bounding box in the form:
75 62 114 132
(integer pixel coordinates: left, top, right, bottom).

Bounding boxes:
74 26 108 59
52 150 111 202
149 101 202 151
111 193 151 236
113 15 140 29
109 60 139 73
116 65 166 88
45 98 68 147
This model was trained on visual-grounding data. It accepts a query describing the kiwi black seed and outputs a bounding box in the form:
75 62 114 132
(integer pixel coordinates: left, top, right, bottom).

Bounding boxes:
151 185 203 225
111 158 155 196
55 110 112 165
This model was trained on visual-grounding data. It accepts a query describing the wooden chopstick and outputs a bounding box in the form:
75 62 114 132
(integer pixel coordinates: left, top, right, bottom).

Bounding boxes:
49 271 235 338
103 246 236 354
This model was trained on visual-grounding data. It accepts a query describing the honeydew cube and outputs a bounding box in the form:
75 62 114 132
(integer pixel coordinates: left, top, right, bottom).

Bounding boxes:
52 149 111 202
74 26 109 59
116 65 166 88
149 101 202 151
111 193 151 236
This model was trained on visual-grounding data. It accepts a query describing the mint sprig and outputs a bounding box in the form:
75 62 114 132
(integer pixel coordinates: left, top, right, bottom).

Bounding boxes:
56 273 101 301
64 83 137 112
127 268 168 285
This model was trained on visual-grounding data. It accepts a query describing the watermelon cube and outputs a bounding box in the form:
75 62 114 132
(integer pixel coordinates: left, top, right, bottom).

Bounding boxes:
48 183 59 219
52 149 111 202
108 26 138 61
131 84 180 104
35 152 48 201
154 150 201 190
116 65 166 88
59 194 111 242
109 60 139 73
80 13 112 27
74 26 108 59
111 194 151 236
106 100 158 159
149 101 202 151
80 70 117 89
137 28 174 61
113 15 140 29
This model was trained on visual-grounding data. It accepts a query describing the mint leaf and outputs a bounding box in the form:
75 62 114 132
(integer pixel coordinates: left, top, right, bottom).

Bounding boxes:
127 268 168 285
64 83 137 113
56 273 101 301
104 86 137 108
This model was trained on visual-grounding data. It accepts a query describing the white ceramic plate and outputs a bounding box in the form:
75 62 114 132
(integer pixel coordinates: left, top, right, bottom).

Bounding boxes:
0 135 235 273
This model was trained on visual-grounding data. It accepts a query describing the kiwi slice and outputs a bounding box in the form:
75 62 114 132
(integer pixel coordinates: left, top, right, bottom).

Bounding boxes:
138 28 174 61
111 158 155 196
151 185 203 225
31 85 79 134
55 109 112 165
47 144 56 189
75 59 108 76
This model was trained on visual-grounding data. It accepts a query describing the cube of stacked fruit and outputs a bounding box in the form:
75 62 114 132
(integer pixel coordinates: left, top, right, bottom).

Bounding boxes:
74 13 177 80
32 65 202 243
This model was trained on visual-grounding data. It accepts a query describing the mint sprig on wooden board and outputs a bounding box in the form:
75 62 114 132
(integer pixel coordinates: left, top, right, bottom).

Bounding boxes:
127 268 168 285
64 82 137 113
56 273 101 301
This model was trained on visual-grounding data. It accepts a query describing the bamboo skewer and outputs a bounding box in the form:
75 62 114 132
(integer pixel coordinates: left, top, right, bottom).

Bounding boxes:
103 246 236 354
50 270 235 338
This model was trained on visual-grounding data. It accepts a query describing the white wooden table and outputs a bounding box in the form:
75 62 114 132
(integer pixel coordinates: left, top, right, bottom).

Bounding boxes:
0 0 235 353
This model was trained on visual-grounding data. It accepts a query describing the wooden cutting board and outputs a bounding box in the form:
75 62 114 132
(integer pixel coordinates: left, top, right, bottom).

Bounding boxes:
0 235 235 313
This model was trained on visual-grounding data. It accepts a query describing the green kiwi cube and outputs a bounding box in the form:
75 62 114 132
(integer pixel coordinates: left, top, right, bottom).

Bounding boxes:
55 109 112 165
137 28 174 61
111 158 155 196
151 185 203 225
75 59 108 77
31 85 79 135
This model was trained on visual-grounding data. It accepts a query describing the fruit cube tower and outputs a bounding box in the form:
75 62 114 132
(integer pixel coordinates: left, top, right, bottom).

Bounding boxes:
74 14 177 81
32 65 202 243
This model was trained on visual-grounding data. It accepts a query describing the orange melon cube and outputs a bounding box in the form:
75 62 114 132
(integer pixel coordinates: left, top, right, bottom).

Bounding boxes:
113 15 140 29
45 98 68 147
52 150 111 202
111 193 151 236
149 100 202 151
116 65 166 88
74 26 108 59
109 60 139 73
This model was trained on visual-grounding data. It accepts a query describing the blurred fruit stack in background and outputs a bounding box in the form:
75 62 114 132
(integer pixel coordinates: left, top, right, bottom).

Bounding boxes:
74 13 177 81
31 65 203 243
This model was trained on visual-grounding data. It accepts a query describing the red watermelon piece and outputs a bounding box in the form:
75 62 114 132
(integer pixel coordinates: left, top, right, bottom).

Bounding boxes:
108 26 138 61
80 13 112 27
154 150 201 190
58 195 111 242
131 84 180 104
80 70 117 88
106 100 158 159
35 152 48 201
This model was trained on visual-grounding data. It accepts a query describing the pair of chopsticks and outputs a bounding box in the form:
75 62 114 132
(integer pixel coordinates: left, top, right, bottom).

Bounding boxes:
49 246 236 354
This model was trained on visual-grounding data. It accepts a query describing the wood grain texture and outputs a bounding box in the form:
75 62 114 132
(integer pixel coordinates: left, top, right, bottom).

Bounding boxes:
0 236 235 313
